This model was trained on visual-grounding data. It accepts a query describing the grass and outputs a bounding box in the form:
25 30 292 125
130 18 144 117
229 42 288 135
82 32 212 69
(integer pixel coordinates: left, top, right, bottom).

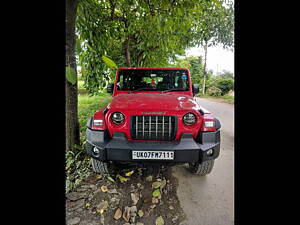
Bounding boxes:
78 80 85 90
196 94 234 104
78 93 112 143
221 95 234 104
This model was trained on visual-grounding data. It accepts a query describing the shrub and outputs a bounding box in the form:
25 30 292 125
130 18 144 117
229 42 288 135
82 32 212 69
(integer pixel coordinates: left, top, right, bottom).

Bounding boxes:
207 86 222 97
216 79 234 95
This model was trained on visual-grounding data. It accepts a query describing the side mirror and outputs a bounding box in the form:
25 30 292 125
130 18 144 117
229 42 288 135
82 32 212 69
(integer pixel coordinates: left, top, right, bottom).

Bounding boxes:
107 83 114 94
192 84 199 96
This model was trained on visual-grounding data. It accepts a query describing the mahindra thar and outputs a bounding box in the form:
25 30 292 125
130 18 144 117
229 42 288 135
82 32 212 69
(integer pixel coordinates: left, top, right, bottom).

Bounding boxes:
86 68 221 175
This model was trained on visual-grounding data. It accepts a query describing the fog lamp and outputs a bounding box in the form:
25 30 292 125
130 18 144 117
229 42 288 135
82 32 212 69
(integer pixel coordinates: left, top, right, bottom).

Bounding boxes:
207 149 214 156
93 147 100 155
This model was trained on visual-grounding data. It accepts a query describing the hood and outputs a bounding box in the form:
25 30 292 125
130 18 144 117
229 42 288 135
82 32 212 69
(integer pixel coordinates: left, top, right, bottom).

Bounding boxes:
108 93 200 112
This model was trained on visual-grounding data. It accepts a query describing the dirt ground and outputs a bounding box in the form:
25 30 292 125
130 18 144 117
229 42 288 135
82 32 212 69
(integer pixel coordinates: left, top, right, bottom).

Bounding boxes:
66 165 186 225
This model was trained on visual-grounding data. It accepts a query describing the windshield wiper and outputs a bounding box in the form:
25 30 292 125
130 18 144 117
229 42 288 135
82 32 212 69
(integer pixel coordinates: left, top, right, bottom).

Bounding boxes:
128 88 154 94
161 88 185 93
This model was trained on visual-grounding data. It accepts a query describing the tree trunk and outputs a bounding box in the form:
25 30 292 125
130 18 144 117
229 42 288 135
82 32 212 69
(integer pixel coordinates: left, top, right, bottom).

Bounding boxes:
202 42 208 95
66 0 80 152
124 37 131 67
137 51 145 67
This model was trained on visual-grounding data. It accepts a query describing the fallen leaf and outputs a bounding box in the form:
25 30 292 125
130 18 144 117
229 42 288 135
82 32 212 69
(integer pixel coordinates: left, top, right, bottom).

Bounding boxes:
97 201 109 214
123 206 131 222
146 176 153 182
125 170 134 177
156 216 164 225
101 185 108 192
131 192 139 205
152 181 162 189
96 174 102 180
152 197 159 204
152 189 161 197
160 179 167 191
85 202 91 207
114 208 122 220
117 175 129 182
138 210 144 217
150 204 156 209
107 176 115 182
97 209 104 214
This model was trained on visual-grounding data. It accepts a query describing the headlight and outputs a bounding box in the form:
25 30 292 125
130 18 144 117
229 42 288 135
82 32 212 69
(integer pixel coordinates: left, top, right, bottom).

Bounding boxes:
111 112 125 124
183 113 196 125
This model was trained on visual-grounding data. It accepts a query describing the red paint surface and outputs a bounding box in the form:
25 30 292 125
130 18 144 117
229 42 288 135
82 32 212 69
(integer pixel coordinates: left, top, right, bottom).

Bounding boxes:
92 68 216 140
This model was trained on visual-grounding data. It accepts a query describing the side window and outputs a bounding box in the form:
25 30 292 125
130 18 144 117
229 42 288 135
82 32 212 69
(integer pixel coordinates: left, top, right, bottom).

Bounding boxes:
117 74 123 90
175 73 188 89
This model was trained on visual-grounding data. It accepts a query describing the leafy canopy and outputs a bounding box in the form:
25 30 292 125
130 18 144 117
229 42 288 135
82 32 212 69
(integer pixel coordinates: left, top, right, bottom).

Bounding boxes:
76 0 234 95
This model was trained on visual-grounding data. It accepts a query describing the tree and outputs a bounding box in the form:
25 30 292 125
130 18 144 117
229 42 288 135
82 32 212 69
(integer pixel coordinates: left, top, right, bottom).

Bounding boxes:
217 78 234 95
66 0 80 152
173 56 204 85
219 70 234 79
191 0 234 95
76 0 205 95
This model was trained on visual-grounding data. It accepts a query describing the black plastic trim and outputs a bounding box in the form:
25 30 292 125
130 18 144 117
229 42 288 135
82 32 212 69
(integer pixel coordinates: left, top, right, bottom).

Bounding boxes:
198 109 204 115
215 118 221 130
86 131 220 164
197 130 221 144
86 117 93 129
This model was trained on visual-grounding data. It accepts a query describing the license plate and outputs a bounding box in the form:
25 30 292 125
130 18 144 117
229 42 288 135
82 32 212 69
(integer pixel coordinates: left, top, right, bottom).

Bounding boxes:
132 151 174 160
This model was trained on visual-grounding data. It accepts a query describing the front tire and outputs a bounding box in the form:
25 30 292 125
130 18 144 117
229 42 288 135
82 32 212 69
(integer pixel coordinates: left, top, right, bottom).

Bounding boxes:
188 160 215 175
91 158 114 175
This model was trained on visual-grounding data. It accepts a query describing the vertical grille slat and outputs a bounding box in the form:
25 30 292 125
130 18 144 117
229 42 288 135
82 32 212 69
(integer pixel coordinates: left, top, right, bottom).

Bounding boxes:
142 116 145 139
149 116 151 139
162 116 165 139
136 116 138 138
169 116 171 139
156 116 158 139
132 115 176 141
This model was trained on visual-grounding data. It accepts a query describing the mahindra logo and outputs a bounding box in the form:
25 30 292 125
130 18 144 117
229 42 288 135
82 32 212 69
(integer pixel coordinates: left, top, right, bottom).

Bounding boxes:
142 112 166 115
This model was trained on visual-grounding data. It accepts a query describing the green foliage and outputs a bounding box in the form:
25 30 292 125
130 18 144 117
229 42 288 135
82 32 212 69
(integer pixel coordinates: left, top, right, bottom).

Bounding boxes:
207 86 222 97
66 149 92 193
222 94 234 104
76 0 233 95
66 66 77 85
78 94 112 141
102 56 118 69
172 56 204 85
216 78 234 95
78 80 85 90
219 70 234 79
191 0 234 49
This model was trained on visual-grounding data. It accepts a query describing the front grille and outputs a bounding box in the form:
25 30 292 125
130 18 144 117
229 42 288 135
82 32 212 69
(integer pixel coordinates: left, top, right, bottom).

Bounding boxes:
131 115 177 141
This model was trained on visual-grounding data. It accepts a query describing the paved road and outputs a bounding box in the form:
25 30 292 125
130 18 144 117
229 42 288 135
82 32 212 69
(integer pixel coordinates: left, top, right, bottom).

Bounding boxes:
173 97 234 225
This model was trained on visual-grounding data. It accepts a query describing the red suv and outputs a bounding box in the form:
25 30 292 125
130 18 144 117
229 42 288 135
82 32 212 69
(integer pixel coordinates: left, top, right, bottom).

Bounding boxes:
86 68 221 175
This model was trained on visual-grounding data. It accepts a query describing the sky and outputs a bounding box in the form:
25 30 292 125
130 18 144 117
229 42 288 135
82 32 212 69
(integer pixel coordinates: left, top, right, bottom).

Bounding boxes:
185 44 234 74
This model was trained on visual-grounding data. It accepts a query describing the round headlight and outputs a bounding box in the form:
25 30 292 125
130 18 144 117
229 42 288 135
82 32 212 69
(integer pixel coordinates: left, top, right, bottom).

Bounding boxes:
111 112 125 124
183 113 196 125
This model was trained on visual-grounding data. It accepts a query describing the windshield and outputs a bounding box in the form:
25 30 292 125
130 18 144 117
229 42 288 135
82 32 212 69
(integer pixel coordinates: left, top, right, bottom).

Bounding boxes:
116 69 190 92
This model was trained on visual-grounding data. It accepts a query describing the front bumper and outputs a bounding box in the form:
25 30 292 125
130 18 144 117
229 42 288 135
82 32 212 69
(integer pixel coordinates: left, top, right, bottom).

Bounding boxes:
86 129 220 164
